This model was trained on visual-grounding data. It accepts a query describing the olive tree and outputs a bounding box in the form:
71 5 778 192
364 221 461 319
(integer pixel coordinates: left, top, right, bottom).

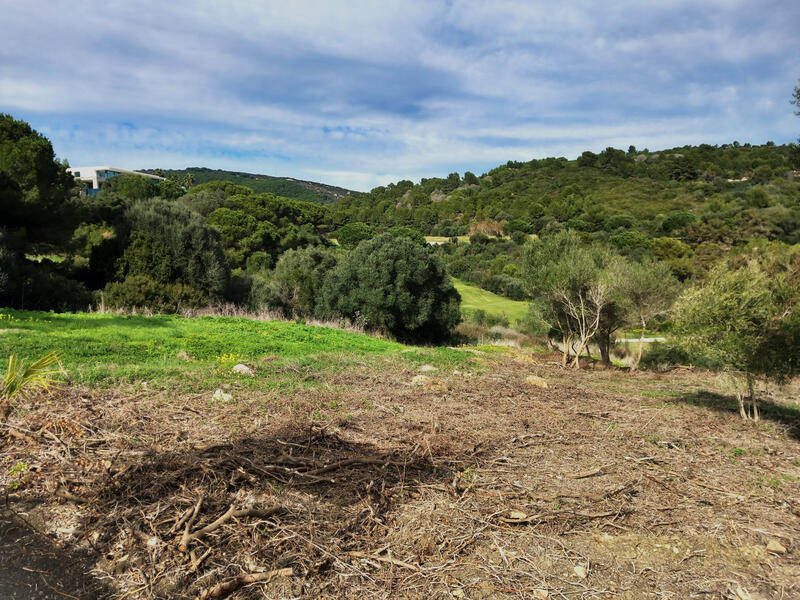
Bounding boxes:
523 230 619 368
673 246 800 420
615 258 680 370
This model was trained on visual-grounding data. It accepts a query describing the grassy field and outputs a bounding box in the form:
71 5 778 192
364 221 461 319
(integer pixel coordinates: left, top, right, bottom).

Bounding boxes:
453 278 529 325
0 309 468 390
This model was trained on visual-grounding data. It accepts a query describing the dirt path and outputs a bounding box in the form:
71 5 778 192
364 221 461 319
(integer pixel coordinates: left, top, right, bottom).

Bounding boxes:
1 350 798 599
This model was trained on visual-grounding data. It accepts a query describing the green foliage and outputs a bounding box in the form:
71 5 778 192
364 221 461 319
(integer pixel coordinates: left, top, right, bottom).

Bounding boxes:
1 351 62 414
101 173 159 200
104 275 208 312
673 244 800 383
318 233 461 342
386 226 426 245
250 246 337 317
158 178 185 200
335 222 373 248
0 114 75 241
147 167 352 204
125 200 230 298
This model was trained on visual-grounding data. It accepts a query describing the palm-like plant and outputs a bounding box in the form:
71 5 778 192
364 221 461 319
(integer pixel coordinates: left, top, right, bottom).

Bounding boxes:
1 351 63 419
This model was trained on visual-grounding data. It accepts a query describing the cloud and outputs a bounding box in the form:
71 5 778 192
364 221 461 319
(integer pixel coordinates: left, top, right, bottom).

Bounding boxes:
2 0 798 190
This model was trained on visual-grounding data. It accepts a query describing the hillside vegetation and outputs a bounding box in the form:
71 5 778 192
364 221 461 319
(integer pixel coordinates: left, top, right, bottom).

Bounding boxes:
145 167 353 204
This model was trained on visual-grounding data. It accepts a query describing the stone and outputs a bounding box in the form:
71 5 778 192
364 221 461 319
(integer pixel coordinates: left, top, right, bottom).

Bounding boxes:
766 539 787 554
411 375 429 386
232 363 255 376
212 389 233 403
526 375 549 389
532 590 549 599
418 364 438 372
573 565 587 579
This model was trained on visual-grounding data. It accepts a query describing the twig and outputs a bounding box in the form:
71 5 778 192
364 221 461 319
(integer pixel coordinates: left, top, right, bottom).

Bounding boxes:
195 567 293 600
346 551 420 571
179 496 204 551
303 456 409 477
183 506 281 548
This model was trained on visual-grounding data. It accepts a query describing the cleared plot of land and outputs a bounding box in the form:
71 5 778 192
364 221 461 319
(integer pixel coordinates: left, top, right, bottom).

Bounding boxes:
454 278 529 324
0 310 466 390
2 337 798 600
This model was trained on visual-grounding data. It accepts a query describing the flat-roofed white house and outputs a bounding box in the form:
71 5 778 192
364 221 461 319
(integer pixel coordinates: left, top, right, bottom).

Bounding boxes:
67 166 164 194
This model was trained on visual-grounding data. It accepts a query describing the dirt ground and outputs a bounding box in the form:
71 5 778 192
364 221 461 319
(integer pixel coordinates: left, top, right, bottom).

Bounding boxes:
2 349 799 599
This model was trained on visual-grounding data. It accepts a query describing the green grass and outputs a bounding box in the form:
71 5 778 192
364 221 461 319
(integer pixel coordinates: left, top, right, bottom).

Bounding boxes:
453 279 529 325
0 309 470 391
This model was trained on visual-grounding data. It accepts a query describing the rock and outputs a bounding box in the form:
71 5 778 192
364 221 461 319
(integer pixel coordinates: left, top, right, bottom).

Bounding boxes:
411 375 429 386
508 510 527 520
766 539 787 554
232 363 255 376
526 375 549 389
418 364 438 372
573 565 587 579
532 590 549 600
212 389 233 403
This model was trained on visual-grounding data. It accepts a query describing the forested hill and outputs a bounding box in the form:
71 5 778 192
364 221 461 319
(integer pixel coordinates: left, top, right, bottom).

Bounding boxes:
143 167 353 204
329 142 800 246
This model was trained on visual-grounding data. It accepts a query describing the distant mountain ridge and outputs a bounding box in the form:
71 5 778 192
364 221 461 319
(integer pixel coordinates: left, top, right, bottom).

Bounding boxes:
141 167 354 204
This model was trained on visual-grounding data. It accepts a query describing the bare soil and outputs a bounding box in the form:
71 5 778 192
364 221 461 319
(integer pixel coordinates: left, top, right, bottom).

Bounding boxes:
2 350 799 599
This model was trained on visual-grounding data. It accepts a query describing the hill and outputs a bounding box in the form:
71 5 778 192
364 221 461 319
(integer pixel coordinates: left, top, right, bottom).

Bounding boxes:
330 142 800 248
143 167 354 204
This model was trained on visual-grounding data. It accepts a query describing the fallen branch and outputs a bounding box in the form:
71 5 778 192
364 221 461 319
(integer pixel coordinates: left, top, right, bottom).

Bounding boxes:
346 550 420 571
303 456 409 477
566 463 614 479
182 505 281 550
195 567 293 600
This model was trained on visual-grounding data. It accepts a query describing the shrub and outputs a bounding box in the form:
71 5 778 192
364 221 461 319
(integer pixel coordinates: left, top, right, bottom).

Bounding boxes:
469 232 490 245
317 233 461 342
124 200 229 299
104 275 208 313
254 246 337 317
335 222 373 249
386 226 426 245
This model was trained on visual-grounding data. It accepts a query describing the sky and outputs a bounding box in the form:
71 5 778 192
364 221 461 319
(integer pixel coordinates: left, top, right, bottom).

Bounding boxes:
1 1 798 191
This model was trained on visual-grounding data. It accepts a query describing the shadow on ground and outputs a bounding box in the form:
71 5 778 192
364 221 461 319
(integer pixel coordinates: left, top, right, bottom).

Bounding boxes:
50 424 460 598
0 508 110 599
676 390 800 438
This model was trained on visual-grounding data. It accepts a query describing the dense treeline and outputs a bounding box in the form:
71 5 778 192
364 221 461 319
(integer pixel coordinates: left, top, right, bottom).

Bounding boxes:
0 114 459 342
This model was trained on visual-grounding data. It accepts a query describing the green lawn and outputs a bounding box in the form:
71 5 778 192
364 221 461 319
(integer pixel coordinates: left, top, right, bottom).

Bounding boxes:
453 279 529 325
0 310 469 391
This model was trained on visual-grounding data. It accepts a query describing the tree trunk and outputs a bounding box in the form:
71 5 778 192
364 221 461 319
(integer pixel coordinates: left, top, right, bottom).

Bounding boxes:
747 375 759 422
571 339 588 369
633 316 647 371
598 332 610 365
736 391 747 420
561 334 570 367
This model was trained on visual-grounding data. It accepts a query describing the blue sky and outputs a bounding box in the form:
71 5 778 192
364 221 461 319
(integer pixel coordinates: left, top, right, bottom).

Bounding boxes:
1 0 798 191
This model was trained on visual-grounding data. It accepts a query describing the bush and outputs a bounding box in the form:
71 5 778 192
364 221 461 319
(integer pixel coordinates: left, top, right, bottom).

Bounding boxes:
469 232 489 245
335 222 373 249
124 200 229 299
252 246 337 317
317 233 461 342
103 275 208 313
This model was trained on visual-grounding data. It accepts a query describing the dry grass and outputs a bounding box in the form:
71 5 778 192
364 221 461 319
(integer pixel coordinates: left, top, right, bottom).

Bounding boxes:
2 350 799 599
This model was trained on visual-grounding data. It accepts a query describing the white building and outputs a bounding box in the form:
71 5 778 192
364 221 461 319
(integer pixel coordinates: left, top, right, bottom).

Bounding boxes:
67 166 164 193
